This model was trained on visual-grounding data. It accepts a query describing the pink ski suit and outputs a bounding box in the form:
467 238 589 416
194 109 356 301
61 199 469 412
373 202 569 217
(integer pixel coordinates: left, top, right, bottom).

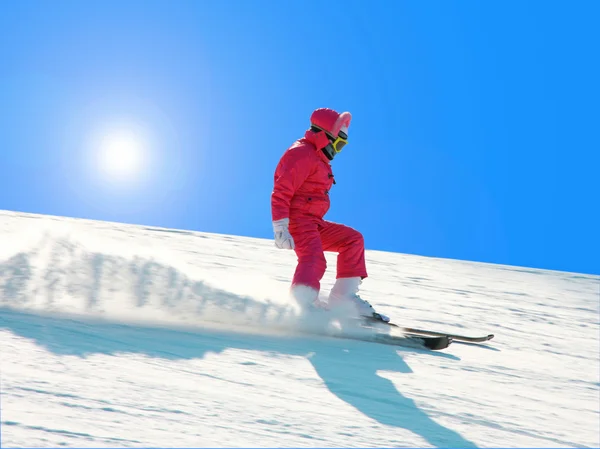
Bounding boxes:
271 128 368 292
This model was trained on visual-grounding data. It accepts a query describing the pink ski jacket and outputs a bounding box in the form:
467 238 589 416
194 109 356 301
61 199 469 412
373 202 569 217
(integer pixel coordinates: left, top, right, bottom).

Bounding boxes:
271 129 335 222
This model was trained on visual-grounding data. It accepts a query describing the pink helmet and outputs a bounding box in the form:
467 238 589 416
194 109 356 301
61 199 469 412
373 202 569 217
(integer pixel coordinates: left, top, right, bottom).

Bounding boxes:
310 108 352 138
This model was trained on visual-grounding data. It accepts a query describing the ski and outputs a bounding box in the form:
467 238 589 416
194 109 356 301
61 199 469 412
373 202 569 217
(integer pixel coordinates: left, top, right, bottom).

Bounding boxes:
287 316 453 351
397 326 494 343
330 330 453 351
366 315 495 343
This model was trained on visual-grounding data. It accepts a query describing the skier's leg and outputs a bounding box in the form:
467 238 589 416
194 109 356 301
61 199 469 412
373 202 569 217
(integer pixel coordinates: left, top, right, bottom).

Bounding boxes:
319 221 367 279
288 219 327 309
319 221 389 321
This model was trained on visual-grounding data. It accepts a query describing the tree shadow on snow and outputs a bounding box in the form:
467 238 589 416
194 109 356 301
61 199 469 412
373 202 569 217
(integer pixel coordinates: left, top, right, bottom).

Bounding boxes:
0 308 477 448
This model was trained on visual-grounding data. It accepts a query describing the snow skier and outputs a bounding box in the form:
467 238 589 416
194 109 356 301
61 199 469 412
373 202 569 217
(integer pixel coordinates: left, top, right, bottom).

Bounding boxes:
271 107 390 322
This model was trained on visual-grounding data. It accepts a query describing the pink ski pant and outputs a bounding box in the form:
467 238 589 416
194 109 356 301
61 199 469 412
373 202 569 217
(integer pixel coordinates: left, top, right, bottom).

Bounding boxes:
289 219 368 291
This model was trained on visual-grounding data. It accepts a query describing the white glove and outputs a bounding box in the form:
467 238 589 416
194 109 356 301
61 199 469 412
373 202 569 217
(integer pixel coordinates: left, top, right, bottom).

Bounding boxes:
273 218 295 250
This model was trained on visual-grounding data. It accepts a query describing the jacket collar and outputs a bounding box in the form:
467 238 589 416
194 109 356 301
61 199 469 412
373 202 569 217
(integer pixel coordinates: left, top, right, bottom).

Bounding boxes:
304 129 332 163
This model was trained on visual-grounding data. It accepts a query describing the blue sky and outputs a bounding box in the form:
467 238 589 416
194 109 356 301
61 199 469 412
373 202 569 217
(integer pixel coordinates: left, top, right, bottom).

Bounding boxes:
1 0 598 275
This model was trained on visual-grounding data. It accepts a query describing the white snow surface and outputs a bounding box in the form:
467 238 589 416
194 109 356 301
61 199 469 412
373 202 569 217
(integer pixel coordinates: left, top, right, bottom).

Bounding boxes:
0 210 598 448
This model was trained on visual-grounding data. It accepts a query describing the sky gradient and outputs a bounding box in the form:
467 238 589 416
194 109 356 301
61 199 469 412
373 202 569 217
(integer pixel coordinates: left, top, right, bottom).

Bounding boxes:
1 0 598 275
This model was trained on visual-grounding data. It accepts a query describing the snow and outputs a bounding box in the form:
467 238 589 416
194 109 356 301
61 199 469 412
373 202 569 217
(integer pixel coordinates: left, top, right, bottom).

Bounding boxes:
1 209 598 448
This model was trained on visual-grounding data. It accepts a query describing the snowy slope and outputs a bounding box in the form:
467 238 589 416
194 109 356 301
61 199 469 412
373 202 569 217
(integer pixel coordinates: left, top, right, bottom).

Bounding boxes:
1 210 598 448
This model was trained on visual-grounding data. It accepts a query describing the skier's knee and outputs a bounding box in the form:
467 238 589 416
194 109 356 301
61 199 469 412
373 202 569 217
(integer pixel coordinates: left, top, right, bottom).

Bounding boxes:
349 229 364 248
313 256 327 279
297 254 327 279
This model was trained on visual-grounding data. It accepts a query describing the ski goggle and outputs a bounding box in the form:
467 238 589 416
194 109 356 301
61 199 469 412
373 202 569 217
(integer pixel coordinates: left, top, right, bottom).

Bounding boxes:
329 130 348 153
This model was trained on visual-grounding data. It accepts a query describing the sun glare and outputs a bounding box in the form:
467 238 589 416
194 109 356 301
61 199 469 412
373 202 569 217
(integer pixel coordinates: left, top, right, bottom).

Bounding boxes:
97 130 144 180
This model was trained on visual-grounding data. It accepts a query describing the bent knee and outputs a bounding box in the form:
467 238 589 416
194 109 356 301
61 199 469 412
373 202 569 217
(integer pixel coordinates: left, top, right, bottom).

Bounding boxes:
295 256 327 283
298 254 327 270
348 228 364 246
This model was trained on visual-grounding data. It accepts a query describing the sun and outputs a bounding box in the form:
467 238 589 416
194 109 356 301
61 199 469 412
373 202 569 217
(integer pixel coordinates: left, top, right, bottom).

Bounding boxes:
97 130 144 180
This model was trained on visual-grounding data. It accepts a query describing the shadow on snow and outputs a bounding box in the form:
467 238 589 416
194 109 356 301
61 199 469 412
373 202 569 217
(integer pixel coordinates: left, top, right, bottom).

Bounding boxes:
1 308 477 448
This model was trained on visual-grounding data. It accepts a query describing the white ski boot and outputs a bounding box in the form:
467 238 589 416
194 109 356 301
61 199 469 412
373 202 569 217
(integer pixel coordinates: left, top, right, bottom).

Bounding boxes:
289 284 332 333
290 284 329 311
328 277 390 322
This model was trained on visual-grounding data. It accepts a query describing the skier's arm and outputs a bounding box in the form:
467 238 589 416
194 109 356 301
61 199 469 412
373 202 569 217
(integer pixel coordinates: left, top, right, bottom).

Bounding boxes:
271 148 313 221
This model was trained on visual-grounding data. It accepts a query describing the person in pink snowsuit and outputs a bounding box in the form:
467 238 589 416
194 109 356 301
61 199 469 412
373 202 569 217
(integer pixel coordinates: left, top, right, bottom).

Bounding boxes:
271 108 389 322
